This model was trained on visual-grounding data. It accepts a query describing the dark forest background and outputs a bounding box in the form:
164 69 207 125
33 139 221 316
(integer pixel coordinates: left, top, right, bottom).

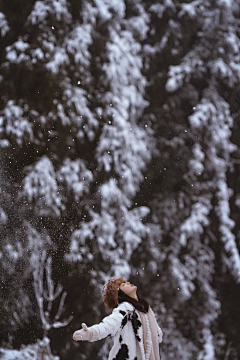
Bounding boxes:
0 0 240 359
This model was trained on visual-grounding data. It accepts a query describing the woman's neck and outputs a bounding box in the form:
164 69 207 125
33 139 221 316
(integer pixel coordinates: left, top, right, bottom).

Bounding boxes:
129 292 138 301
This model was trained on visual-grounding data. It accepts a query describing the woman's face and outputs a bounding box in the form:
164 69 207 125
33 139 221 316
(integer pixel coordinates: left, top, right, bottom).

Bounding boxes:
119 281 137 298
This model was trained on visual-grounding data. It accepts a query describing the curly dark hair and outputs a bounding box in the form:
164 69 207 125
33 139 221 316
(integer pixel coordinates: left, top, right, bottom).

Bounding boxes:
102 277 127 311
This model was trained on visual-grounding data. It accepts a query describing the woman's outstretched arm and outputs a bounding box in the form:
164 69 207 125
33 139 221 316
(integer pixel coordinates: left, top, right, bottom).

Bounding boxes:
73 303 128 342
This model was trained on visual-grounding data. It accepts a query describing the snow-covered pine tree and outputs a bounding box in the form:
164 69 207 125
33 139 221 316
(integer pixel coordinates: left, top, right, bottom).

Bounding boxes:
0 0 152 358
130 1 240 359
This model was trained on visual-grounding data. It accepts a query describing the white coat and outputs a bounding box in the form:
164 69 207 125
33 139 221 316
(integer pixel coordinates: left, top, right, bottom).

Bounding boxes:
88 301 163 360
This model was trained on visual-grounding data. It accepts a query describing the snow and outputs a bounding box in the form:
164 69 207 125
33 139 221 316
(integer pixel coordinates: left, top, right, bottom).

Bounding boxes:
0 12 10 36
166 51 205 92
94 0 126 21
0 207 7 224
210 58 232 81
216 180 240 282
149 1 176 18
45 47 69 73
188 143 205 176
21 157 63 216
123 9 149 41
0 100 34 145
0 344 59 360
5 39 31 65
180 200 211 246
67 24 92 66
178 3 197 19
169 254 196 300
67 177 150 277
0 346 36 360
197 329 215 360
31 48 44 60
97 122 150 196
57 158 93 201
28 0 71 25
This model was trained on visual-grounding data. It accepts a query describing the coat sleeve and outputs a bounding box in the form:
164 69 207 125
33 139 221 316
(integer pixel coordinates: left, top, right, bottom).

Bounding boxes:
88 306 126 342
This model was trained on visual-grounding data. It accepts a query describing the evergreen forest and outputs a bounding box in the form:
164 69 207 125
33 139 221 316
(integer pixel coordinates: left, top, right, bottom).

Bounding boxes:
0 0 240 359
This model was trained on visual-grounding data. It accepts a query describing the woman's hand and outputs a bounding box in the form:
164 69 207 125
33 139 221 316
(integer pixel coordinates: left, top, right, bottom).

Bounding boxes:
73 323 93 341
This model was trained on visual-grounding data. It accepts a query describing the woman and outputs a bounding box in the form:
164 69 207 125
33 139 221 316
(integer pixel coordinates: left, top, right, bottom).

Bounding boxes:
73 277 163 360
